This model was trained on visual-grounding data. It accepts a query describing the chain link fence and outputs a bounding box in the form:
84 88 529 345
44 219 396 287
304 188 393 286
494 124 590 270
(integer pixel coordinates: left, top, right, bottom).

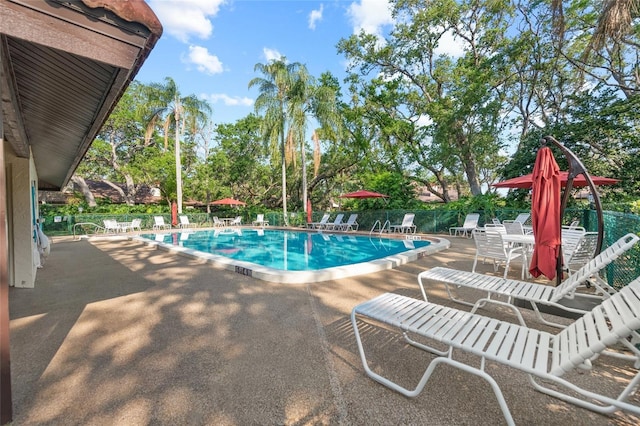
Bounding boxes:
41 208 640 288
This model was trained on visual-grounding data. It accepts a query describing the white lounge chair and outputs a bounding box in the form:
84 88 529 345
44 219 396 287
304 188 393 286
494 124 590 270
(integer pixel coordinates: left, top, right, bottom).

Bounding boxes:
341 214 359 232
390 213 416 234
252 214 269 227
351 276 640 425
178 215 191 229
418 233 640 328
471 227 525 279
448 213 479 237
324 213 345 231
153 216 170 230
563 232 598 276
129 218 142 232
513 212 531 224
308 213 330 229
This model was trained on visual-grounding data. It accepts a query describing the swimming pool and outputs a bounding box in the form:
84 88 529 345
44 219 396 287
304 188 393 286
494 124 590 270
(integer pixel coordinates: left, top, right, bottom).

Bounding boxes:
136 228 449 283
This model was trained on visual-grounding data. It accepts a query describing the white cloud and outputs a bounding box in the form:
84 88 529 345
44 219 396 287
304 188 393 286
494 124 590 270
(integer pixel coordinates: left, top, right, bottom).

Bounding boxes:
263 47 284 62
434 29 466 58
203 93 254 107
186 45 224 74
347 0 394 37
148 0 225 42
309 4 324 30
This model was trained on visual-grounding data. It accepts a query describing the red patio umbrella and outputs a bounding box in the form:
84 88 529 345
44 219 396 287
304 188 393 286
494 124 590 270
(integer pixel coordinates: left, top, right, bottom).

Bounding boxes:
339 190 389 198
493 171 618 189
211 197 246 206
528 147 562 281
171 201 178 226
306 198 312 224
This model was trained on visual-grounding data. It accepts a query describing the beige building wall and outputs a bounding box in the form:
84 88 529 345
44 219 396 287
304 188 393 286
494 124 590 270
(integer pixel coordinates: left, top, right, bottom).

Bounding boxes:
6 148 38 288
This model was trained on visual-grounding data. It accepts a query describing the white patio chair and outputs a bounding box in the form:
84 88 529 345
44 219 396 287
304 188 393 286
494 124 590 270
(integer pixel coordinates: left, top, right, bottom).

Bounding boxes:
103 219 120 233
418 233 640 328
153 216 170 230
448 213 479 237
351 276 640 425
563 232 599 276
212 216 225 228
130 218 142 232
502 220 525 235
308 213 330 229
561 226 587 261
324 213 345 231
390 213 416 234
471 228 525 279
513 212 531 224
178 215 191 229
341 214 359 232
252 214 269 227
229 216 242 227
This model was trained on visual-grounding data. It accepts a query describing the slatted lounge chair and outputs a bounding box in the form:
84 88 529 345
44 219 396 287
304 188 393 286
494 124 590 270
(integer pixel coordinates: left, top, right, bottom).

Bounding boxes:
341 214 359 231
130 218 142 232
564 232 598 275
448 213 479 238
308 213 330 229
418 233 640 328
153 216 170 230
324 213 345 231
178 215 191 229
390 213 416 234
252 214 269 227
513 212 531 224
351 277 640 425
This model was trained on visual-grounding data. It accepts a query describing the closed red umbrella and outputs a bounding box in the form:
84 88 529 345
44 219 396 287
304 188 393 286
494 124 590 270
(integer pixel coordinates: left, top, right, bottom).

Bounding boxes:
529 147 562 280
306 198 312 224
171 202 178 226
493 171 618 188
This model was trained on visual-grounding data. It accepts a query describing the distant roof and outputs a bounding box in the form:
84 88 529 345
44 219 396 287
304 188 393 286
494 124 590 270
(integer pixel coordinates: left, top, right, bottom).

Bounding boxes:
39 180 161 205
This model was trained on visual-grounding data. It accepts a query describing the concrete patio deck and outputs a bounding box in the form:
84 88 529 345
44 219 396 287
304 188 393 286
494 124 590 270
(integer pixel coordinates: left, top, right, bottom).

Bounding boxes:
8 233 640 425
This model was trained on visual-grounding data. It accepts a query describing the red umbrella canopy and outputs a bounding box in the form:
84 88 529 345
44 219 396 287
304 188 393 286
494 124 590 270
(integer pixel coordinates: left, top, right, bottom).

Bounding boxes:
339 190 389 198
493 171 618 189
211 197 246 206
528 147 562 281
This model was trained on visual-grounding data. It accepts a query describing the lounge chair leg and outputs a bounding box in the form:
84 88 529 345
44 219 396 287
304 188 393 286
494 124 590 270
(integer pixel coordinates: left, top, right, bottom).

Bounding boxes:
352 314 516 425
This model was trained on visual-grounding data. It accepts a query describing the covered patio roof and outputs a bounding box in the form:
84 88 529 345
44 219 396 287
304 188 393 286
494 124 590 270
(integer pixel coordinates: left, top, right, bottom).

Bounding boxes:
1 0 162 190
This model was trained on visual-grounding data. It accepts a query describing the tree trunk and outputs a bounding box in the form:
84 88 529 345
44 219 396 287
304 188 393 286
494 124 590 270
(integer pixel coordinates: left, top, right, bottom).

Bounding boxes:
71 176 97 207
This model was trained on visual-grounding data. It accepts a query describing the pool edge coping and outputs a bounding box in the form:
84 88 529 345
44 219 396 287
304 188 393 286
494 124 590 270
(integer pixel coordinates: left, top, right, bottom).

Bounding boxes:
93 229 451 284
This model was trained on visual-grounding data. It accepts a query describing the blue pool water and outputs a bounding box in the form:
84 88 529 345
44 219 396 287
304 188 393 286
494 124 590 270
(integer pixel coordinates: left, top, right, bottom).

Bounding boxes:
140 228 431 271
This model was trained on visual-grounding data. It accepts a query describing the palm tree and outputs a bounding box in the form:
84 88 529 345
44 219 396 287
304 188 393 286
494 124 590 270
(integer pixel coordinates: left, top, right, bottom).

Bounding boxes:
249 59 300 225
287 69 340 218
145 77 211 213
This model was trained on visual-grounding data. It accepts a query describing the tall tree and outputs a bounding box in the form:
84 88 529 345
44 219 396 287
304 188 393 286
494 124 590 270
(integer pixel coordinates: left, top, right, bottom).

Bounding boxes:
249 58 301 225
338 0 512 197
145 77 211 213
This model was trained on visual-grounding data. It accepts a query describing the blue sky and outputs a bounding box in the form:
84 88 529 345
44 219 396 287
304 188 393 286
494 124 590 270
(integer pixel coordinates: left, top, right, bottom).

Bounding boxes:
137 0 397 126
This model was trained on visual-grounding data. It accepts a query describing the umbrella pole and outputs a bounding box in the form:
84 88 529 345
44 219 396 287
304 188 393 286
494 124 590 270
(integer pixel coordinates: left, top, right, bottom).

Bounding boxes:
543 136 606 286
